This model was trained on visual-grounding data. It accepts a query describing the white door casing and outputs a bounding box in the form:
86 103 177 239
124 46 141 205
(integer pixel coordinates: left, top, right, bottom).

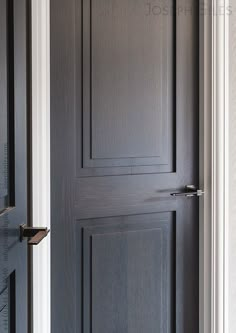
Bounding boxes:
31 0 50 332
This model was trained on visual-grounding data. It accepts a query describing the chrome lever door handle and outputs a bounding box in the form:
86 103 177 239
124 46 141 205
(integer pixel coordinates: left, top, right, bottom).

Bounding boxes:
170 185 205 197
20 224 50 245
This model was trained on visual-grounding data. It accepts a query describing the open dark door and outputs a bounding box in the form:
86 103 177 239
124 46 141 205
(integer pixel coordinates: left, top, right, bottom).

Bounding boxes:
51 1 199 332
0 0 29 331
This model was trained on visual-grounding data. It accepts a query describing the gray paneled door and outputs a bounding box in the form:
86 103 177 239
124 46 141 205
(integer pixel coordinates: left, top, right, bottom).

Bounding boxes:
0 0 29 332
51 1 199 332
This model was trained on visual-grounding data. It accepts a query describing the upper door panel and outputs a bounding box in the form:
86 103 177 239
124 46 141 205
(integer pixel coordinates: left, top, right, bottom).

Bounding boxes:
77 0 175 176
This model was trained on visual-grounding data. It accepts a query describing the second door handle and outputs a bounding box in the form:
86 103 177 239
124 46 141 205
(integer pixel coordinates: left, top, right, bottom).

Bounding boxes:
20 225 50 246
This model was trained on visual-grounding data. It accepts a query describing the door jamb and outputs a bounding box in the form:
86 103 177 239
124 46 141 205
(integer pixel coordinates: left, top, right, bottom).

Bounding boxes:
31 1 229 332
211 1 229 332
200 1 229 333
31 0 50 332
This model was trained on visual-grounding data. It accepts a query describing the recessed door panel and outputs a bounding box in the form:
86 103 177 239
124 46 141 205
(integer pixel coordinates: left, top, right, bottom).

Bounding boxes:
77 213 174 333
78 0 175 176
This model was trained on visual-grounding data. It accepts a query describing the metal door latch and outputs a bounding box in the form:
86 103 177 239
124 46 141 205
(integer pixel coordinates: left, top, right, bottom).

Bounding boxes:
20 224 50 246
170 185 205 198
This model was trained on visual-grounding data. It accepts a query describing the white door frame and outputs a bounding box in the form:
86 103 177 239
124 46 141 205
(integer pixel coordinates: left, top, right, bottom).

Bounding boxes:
213 0 229 331
31 1 229 332
199 1 229 333
31 1 50 332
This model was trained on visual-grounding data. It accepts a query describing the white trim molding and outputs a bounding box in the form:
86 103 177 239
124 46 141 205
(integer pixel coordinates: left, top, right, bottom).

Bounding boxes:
200 1 229 333
228 1 236 331
211 1 229 333
31 0 50 332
